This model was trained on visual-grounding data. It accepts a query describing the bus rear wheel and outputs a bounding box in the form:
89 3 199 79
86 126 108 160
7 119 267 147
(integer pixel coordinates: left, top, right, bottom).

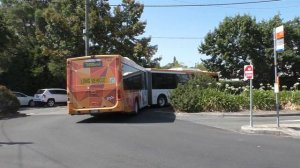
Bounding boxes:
157 95 167 107
133 99 139 115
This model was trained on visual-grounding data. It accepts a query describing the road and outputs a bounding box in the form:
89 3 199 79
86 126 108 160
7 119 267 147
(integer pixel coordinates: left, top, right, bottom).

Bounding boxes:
1 106 300 168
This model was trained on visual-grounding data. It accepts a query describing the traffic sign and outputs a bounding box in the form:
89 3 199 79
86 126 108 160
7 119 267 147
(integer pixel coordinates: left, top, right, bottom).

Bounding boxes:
275 25 284 39
275 25 284 52
244 65 254 80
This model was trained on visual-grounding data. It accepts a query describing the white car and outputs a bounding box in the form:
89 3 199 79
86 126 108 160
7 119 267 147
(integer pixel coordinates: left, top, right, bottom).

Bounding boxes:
13 92 35 107
33 88 67 107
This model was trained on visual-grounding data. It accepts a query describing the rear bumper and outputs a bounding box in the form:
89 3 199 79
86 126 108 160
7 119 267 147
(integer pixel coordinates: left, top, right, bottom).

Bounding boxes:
68 101 124 115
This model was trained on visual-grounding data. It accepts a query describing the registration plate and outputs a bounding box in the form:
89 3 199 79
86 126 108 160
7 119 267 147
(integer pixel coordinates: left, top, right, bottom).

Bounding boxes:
90 110 99 113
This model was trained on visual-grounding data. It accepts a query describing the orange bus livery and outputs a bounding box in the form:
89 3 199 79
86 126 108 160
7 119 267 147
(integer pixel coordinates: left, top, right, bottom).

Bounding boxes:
67 55 148 115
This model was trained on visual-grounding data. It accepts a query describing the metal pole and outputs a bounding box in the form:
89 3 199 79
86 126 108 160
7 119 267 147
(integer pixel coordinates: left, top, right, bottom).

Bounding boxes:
250 78 253 127
249 60 253 127
273 28 280 127
85 0 89 56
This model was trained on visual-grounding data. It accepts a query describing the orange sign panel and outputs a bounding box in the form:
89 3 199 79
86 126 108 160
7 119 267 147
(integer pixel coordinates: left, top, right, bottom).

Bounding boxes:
275 25 284 39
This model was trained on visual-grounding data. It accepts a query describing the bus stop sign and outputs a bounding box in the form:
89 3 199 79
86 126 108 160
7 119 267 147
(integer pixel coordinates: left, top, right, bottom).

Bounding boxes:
244 65 254 80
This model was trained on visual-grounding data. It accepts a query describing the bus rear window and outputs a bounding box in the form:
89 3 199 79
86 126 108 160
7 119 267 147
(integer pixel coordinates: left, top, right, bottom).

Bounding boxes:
83 59 102 68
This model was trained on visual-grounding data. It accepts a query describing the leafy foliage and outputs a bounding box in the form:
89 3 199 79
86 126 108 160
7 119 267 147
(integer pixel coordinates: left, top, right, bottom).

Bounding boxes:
0 85 20 115
199 14 300 87
0 12 14 73
162 56 187 69
170 75 300 112
199 15 262 79
170 74 240 112
0 0 158 93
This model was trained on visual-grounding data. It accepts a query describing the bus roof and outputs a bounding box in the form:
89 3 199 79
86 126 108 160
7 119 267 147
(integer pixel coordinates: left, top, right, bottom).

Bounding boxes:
67 55 121 61
121 57 146 72
67 55 146 72
147 68 218 76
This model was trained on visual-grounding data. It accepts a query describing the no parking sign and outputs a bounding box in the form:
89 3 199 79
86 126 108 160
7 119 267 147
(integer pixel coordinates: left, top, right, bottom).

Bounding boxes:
244 65 254 80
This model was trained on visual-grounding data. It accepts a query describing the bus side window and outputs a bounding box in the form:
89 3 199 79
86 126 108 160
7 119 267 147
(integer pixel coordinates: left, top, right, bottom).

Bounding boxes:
152 73 177 89
123 74 143 90
177 74 189 85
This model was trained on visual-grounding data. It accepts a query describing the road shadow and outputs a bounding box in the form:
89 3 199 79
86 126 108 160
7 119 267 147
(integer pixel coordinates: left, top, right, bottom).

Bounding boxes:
19 105 67 111
77 106 176 124
0 142 33 147
0 112 27 120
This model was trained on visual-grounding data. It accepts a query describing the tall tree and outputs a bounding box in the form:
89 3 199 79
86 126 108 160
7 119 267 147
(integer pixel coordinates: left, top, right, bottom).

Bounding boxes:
199 14 300 86
0 12 14 73
199 14 263 80
0 0 49 93
0 0 159 93
88 0 159 67
278 17 300 86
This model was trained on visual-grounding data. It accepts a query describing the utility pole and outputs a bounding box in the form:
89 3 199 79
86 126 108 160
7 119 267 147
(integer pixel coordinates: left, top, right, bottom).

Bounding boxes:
85 0 89 56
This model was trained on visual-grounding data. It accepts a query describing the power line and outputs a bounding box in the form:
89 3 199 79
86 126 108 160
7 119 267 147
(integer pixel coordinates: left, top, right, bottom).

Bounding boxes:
151 36 204 40
111 0 281 8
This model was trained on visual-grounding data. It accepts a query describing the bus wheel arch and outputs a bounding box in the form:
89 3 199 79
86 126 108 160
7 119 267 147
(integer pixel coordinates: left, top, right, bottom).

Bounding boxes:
157 94 167 107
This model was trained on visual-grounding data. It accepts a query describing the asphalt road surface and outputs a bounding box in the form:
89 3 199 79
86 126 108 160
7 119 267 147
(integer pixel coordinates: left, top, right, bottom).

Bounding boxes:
1 107 300 168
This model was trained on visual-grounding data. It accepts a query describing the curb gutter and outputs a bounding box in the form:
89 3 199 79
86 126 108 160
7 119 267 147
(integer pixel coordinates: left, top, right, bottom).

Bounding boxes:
241 124 300 138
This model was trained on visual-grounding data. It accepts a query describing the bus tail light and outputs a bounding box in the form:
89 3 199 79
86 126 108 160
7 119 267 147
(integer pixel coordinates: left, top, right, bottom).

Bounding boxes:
117 89 122 100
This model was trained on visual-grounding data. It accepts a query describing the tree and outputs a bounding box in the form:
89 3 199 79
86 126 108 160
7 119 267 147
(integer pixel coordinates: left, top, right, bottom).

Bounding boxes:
162 56 187 69
88 0 159 67
35 0 159 74
0 0 53 93
194 63 207 71
0 0 159 93
199 15 263 81
278 17 300 87
199 14 300 86
0 12 14 73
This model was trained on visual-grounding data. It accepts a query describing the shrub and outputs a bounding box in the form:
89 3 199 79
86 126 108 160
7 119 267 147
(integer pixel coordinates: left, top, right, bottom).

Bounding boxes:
199 89 240 112
170 75 242 112
280 90 300 110
170 84 203 112
171 87 241 112
245 89 275 110
236 93 249 110
219 80 247 89
0 85 20 115
188 74 217 89
170 75 300 112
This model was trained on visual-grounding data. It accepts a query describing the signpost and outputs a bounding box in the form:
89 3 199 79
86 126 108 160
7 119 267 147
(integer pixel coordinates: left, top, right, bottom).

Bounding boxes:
244 65 254 127
273 25 284 128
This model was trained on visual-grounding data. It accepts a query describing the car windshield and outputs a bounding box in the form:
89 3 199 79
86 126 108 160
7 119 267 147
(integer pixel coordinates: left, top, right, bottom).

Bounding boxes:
36 89 45 94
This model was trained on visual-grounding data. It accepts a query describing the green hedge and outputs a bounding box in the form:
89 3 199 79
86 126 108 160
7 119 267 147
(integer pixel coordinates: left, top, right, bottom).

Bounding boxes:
0 85 20 115
170 75 300 112
170 86 241 112
280 90 300 110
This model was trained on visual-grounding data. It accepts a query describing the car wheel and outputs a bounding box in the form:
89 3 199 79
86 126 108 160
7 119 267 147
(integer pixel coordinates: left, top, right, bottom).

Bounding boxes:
157 95 167 107
28 100 35 107
47 99 55 107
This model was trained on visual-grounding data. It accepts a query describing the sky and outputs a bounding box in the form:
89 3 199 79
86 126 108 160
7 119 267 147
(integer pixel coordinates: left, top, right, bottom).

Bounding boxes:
109 0 300 67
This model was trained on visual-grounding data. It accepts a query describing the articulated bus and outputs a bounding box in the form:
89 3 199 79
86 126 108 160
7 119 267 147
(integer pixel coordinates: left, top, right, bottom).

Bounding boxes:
146 68 219 107
67 55 148 115
146 68 189 107
67 55 218 115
